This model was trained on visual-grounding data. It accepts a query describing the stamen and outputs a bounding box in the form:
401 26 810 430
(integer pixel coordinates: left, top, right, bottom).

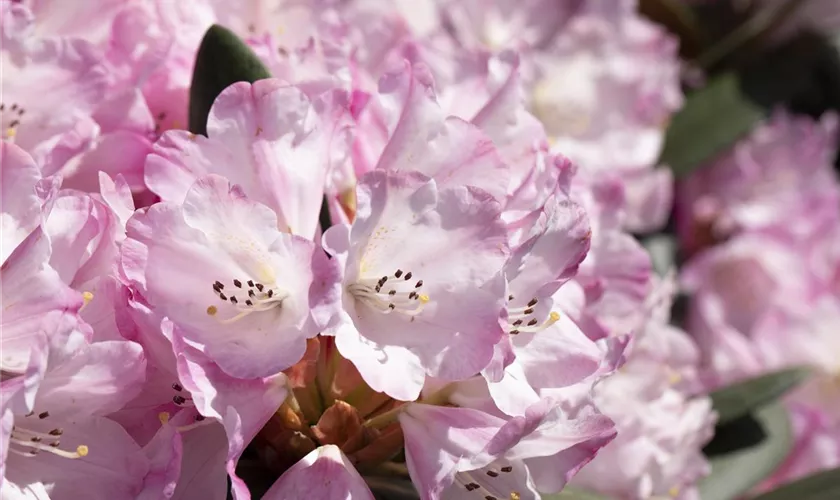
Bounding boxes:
348 270 429 317
233 279 242 288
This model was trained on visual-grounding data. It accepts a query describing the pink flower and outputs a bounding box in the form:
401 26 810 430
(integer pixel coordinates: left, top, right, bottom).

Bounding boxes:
677 111 840 256
125 174 341 379
146 78 351 238
570 276 716 499
681 232 817 386
353 61 510 201
1 4 110 176
438 0 682 232
172 332 288 500
0 318 179 500
0 141 57 263
0 227 83 374
324 170 509 401
569 362 715 500
262 445 375 499
399 397 616 499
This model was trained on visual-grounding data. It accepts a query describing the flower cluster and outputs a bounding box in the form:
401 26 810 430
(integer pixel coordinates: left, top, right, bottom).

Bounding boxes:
1 1 714 499
678 111 840 488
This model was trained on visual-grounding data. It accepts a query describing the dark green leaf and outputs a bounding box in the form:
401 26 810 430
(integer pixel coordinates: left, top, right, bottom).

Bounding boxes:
699 402 793 500
710 367 810 426
752 467 840 500
188 24 271 135
659 72 764 177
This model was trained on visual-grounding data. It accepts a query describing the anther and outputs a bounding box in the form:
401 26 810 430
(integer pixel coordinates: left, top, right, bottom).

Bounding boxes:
247 280 254 287
527 319 538 326
233 279 242 288
500 466 512 472
466 483 480 491
10 103 17 111
244 299 252 306
510 329 520 335
527 298 538 307
267 290 273 298
378 276 388 286
394 269 403 278
30 437 41 442
248 290 255 298
408 291 417 299
255 283 264 292
49 441 59 448
38 412 49 419
388 290 397 296
523 308 534 315
512 319 522 326
415 280 423 288
173 395 187 405
195 415 205 422
388 304 396 310
404 272 412 280
230 296 238 304
49 429 63 436
215 281 224 290
172 383 183 392
508 294 514 301
219 292 227 301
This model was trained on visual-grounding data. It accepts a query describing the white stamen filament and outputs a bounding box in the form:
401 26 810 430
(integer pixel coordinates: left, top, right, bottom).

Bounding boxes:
9 427 88 459
349 270 429 317
207 277 289 323
506 297 561 335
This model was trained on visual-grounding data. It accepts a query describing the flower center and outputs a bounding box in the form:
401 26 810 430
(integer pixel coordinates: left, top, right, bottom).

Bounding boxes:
348 269 429 317
454 461 521 499
8 412 88 460
506 295 560 335
205 277 288 324
0 102 25 139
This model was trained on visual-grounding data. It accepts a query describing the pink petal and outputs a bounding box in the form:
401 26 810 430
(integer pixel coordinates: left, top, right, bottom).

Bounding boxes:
263 445 375 500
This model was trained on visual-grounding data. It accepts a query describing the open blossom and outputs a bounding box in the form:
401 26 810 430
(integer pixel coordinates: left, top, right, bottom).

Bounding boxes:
570 276 715 500
125 174 340 379
677 111 840 256
324 170 509 401
0 315 182 500
146 78 351 238
436 0 682 232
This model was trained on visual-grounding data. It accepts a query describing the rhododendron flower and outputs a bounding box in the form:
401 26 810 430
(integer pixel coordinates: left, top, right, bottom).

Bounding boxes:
677 111 840 256
324 170 509 401
0 227 83 374
0 320 180 499
125 174 340 379
570 276 716 500
146 78 350 238
437 0 682 232
400 397 616 500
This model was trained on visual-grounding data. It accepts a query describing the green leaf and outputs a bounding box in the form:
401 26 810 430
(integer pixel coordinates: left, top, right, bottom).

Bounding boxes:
659 72 764 177
710 367 811 426
699 402 793 500
188 24 271 135
543 487 611 499
752 467 840 500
